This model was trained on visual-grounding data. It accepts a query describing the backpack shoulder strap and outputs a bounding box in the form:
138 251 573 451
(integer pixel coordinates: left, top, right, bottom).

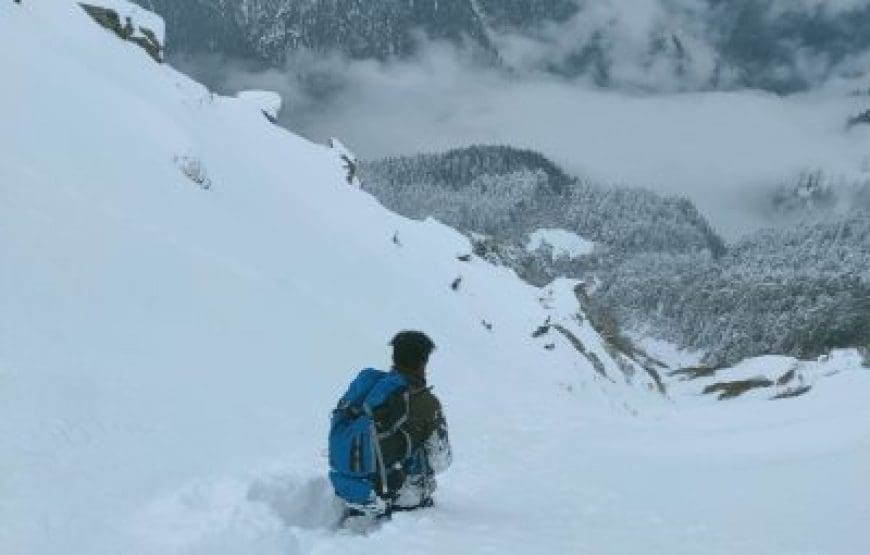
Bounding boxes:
338 368 387 410
363 371 407 410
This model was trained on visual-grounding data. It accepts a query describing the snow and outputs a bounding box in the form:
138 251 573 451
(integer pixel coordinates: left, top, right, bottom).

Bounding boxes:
237 90 283 120
669 350 868 401
86 0 166 44
327 137 356 163
632 335 704 369
526 228 596 258
327 138 361 187
2 2 869 555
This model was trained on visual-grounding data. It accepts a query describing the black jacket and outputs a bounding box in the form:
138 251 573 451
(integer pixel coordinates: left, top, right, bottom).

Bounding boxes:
372 368 451 493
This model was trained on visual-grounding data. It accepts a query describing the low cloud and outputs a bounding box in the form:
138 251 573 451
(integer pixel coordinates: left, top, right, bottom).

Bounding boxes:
494 0 727 91
170 3 870 239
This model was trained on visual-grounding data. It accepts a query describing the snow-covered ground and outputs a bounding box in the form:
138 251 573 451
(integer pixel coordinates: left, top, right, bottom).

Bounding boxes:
2 3 869 555
83 0 165 44
526 228 596 259
236 90 283 121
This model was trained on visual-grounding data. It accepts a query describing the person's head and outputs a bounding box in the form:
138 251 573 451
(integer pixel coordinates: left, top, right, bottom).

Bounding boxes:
389 330 436 374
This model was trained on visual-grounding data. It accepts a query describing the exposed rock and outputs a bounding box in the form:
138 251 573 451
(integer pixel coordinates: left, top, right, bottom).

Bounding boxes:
775 366 797 386
771 385 812 400
640 362 667 395
703 378 774 400
552 324 610 381
669 366 718 381
328 138 360 187
80 3 164 62
531 322 550 338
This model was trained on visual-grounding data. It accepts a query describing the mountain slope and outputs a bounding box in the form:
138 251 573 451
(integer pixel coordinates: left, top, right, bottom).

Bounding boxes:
135 0 497 63
592 212 870 366
361 146 870 365
137 0 870 92
362 145 726 262
2 3 869 555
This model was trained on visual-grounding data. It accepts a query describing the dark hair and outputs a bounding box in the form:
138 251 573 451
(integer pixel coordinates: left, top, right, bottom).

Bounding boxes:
390 331 436 370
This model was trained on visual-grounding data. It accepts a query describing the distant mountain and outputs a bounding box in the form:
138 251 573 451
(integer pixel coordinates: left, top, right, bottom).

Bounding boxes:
134 0 498 63
136 0 870 92
710 0 870 93
362 145 870 365
592 212 870 366
477 0 577 29
361 145 726 262
537 0 870 92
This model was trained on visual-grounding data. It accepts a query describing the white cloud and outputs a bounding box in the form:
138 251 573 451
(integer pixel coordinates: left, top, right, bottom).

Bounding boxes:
168 2 870 239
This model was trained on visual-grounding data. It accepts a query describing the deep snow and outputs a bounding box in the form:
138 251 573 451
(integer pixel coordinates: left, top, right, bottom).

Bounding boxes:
2 2 869 555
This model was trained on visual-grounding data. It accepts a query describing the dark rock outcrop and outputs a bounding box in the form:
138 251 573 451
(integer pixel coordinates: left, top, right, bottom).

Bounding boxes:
703 378 774 400
80 3 164 62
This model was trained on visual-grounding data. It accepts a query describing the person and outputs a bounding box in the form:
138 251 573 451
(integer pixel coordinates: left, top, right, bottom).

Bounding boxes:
335 330 451 522
385 330 451 512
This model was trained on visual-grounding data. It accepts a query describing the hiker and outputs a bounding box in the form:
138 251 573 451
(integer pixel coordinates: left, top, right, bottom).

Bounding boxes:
328 330 451 521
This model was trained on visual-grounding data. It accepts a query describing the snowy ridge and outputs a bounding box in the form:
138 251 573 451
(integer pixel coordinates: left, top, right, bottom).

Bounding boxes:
2 2 869 555
89 0 165 43
663 349 866 402
530 279 668 399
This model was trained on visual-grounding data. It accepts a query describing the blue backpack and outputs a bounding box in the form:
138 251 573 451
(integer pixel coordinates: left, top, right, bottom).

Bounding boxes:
328 368 409 507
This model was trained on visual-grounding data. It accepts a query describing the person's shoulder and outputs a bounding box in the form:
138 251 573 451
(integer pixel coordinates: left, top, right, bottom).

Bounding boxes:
416 386 444 412
410 384 436 401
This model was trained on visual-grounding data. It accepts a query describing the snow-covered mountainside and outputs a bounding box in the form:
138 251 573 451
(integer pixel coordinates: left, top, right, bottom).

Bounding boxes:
137 0 870 93
360 145 870 366
593 212 870 366
763 169 870 225
134 0 498 64
2 3 869 555
130 1 870 245
361 145 726 259
526 228 595 259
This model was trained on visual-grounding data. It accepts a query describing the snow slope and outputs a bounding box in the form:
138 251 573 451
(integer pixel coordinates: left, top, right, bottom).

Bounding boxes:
2 3 869 555
526 228 596 259
236 90 283 121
